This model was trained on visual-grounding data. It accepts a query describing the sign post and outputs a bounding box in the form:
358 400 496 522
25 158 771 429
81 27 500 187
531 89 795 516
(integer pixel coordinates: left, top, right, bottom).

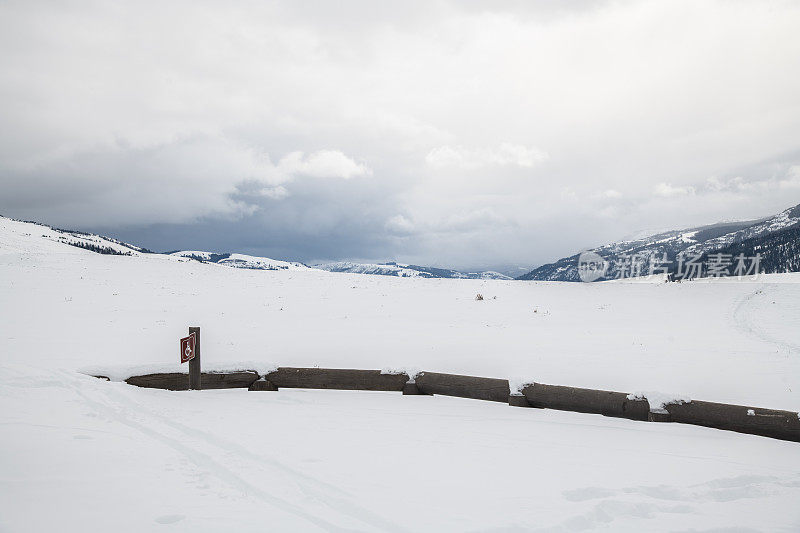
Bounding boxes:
180 327 201 390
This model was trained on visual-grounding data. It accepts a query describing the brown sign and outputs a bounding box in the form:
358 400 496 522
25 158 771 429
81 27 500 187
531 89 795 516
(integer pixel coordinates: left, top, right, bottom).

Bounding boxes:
180 333 196 364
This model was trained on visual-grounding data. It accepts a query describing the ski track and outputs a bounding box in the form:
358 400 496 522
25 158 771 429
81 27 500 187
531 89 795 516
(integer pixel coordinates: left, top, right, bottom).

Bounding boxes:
732 285 800 354
63 371 408 532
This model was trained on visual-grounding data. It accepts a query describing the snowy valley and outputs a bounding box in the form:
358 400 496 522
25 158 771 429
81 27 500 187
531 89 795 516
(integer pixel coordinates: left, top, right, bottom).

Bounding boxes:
1 216 799 531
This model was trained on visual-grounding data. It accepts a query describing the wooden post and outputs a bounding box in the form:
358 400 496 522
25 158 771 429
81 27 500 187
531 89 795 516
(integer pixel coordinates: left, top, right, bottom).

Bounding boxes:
189 326 201 390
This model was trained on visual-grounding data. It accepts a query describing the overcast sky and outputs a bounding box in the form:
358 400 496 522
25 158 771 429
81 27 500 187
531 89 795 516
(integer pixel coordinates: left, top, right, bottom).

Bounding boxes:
2 0 800 270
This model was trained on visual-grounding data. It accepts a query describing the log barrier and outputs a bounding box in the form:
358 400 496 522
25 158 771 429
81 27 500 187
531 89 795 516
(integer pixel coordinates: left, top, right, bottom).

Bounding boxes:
125 371 259 391
92 367 800 443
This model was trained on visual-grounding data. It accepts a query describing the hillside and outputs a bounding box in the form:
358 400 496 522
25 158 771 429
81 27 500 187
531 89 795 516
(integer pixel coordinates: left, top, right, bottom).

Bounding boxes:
688 221 800 276
172 251 310 271
518 203 800 281
0 217 150 256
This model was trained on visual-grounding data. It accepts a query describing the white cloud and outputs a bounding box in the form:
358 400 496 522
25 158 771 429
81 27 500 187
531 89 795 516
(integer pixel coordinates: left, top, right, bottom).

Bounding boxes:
252 185 291 200
278 150 372 179
703 167 800 194
779 166 800 189
385 214 414 235
0 135 367 226
1 0 799 266
654 183 696 197
425 143 548 169
442 207 508 231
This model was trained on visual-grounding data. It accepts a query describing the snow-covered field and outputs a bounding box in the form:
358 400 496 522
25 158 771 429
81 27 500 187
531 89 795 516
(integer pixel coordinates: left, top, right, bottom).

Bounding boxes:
2 217 800 531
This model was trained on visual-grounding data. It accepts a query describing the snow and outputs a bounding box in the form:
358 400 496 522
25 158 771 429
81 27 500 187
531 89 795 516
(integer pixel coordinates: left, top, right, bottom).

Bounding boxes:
684 204 800 256
171 250 214 260
315 261 430 277
79 361 279 382
217 253 310 271
508 377 532 395
2 216 800 531
380 366 420 381
628 392 692 414
607 273 670 283
314 261 512 280
0 216 146 256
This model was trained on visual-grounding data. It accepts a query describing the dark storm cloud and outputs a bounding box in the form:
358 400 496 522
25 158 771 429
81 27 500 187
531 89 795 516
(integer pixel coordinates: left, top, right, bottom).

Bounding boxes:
103 175 402 262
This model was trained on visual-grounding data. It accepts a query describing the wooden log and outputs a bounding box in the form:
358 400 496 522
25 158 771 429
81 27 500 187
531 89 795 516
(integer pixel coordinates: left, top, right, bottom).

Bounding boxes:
659 401 800 442
265 368 410 391
125 371 259 391
508 394 533 408
414 372 510 402
402 382 431 395
248 378 279 391
521 383 650 421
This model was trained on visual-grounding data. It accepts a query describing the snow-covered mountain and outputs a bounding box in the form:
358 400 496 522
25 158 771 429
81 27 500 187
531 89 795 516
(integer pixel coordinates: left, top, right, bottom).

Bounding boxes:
170 250 231 263
0 216 150 256
518 202 800 281
171 251 310 271
0 216 510 279
699 219 800 275
173 252 510 279
314 261 511 280
9 202 799 285
683 203 800 256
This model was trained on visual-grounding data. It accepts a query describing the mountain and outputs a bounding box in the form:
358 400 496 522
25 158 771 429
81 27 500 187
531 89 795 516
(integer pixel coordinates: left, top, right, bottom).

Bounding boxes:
1 216 509 279
313 261 512 280
172 252 510 278
170 250 231 263
171 251 310 271
0 214 510 279
492 264 538 279
0 217 151 256
517 203 800 281
684 221 800 276
682 203 800 256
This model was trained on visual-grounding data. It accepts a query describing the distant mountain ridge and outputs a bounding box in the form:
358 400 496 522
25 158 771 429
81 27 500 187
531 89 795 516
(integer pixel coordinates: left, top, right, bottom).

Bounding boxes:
1 216 508 279
8 203 799 283
174 254 511 279
171 251 510 279
517 203 800 281
313 261 511 280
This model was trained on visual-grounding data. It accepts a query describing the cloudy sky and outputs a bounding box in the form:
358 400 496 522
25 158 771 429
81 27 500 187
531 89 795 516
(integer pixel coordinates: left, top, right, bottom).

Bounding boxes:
2 0 800 270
